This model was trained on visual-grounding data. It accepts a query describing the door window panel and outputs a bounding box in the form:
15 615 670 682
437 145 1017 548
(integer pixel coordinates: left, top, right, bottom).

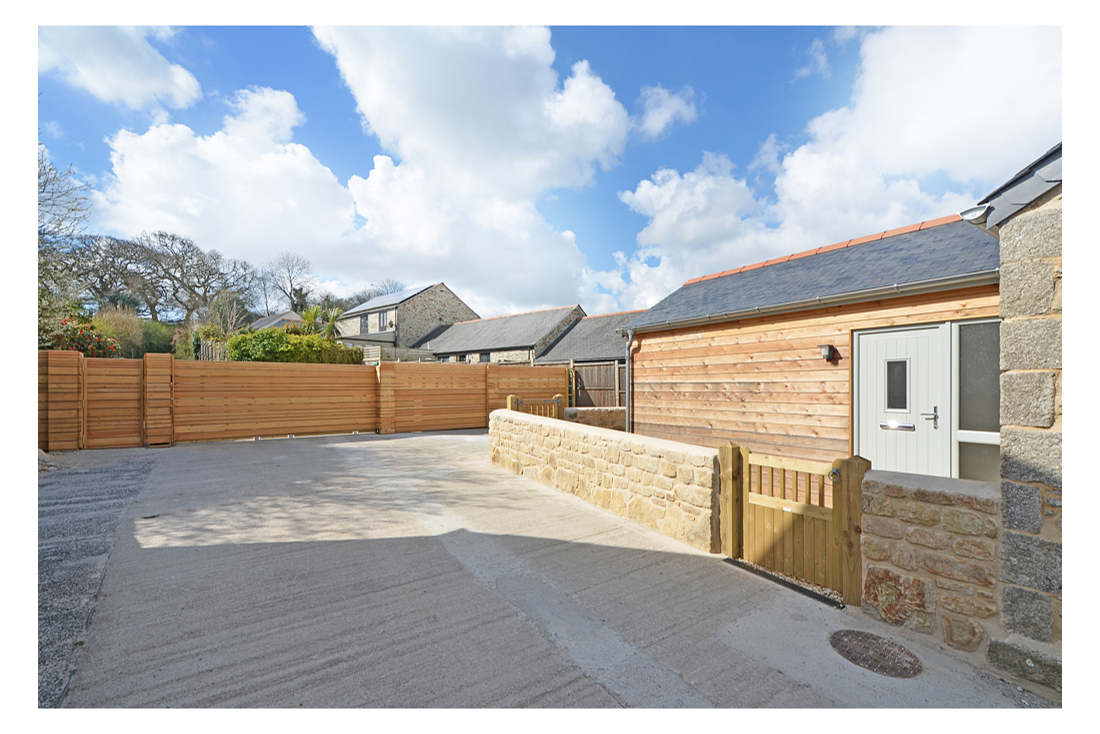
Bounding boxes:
886 359 908 410
959 322 1000 432
959 442 1000 483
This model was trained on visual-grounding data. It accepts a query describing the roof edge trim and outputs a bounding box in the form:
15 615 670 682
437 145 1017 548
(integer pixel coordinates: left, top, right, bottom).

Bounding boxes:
626 270 999 336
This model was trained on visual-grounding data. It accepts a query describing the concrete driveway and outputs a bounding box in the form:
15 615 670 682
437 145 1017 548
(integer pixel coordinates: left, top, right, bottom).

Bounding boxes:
45 431 1045 707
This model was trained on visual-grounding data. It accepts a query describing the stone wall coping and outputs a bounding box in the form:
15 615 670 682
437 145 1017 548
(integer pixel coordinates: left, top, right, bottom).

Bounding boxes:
864 470 999 501
490 409 719 459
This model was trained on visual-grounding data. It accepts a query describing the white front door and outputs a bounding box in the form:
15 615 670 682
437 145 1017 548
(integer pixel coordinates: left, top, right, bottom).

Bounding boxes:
855 325 951 476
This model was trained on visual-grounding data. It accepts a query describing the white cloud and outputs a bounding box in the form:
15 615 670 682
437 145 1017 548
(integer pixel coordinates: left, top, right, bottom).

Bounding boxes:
39 26 201 112
636 85 698 139
794 39 830 79
92 28 634 316
40 120 63 139
93 87 357 269
602 26 1061 307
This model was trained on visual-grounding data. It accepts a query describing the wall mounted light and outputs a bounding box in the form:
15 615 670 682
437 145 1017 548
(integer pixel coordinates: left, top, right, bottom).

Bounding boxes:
818 344 839 363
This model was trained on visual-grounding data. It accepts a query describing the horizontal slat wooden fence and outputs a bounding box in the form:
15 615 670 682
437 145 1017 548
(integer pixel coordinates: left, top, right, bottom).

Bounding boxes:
38 351 568 450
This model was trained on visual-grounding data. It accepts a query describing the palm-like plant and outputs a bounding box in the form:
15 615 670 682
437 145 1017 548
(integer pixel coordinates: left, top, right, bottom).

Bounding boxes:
299 305 322 335
321 308 342 340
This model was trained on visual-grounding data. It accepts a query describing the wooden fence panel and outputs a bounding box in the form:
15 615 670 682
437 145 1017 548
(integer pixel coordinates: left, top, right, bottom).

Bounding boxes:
143 353 173 446
382 362 488 433
45 350 83 451
172 361 379 442
84 357 144 449
573 362 620 407
487 364 569 413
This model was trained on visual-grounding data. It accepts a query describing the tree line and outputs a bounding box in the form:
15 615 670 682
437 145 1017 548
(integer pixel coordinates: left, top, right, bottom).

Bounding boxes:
38 144 403 349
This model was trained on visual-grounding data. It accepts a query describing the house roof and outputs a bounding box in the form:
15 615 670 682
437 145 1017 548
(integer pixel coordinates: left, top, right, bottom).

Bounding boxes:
415 305 583 353
974 142 1061 228
340 283 435 319
249 310 302 330
535 310 643 363
625 215 999 334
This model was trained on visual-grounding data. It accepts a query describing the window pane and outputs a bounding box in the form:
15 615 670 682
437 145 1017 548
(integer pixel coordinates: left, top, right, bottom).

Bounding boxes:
959 442 1000 483
886 360 907 410
959 322 1000 432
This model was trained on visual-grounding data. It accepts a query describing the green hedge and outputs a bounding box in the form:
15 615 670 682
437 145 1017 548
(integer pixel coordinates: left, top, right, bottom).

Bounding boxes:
226 329 364 364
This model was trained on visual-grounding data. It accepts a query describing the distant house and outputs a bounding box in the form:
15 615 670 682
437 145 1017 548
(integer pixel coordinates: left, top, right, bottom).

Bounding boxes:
249 310 303 330
416 305 585 364
535 310 644 365
335 283 478 360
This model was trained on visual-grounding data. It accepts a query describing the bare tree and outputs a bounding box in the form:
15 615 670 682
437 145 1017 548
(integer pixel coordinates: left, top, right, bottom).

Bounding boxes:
38 144 90 345
134 231 256 326
38 144 89 248
372 278 405 296
267 252 313 312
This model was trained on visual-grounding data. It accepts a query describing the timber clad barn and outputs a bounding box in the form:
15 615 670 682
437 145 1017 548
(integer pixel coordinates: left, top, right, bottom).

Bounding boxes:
625 214 1003 480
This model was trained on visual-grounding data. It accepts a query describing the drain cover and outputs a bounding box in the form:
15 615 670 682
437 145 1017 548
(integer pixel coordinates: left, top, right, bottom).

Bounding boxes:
829 630 922 678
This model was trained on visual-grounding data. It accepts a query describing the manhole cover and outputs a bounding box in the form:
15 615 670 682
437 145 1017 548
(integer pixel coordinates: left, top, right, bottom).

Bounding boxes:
829 630 922 678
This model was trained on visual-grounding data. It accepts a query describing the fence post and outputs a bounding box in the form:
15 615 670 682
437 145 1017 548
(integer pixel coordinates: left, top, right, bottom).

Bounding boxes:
833 455 872 606
377 362 395 434
552 394 564 420
717 443 743 558
506 394 519 411
46 350 83 451
142 353 174 446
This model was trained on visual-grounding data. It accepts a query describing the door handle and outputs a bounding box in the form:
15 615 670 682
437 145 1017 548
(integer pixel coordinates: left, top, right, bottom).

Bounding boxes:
920 405 939 429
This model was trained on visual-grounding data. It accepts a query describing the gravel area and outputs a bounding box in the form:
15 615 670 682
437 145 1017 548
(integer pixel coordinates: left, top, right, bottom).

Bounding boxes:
38 451 154 707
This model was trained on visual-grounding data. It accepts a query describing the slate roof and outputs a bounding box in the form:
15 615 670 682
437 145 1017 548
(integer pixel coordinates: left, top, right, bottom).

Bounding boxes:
415 306 582 354
975 142 1061 228
249 310 302 330
340 283 435 319
625 215 999 334
535 311 643 363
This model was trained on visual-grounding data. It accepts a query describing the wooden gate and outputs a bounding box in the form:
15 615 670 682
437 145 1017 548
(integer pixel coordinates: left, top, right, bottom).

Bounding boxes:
571 361 622 407
722 445 869 605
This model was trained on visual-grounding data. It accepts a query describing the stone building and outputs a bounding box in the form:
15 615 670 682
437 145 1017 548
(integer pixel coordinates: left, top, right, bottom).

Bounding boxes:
962 143 1062 691
417 305 586 364
335 283 478 360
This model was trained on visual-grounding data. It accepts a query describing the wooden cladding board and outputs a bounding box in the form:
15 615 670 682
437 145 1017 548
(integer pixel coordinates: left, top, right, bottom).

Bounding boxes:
173 361 379 442
84 358 144 449
632 285 999 462
486 364 569 413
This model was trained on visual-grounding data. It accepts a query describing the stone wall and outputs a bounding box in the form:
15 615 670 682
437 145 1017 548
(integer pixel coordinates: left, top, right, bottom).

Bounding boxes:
861 469 1060 697
564 407 625 431
397 283 479 349
861 471 1001 659
489 409 720 552
992 189 1062 692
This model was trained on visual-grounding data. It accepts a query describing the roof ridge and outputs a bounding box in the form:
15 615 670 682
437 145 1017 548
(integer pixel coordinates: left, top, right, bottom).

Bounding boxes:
449 304 579 326
582 309 646 319
682 214 963 286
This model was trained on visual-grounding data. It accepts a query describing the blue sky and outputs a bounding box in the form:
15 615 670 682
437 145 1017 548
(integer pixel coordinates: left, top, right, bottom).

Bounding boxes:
38 26 1061 316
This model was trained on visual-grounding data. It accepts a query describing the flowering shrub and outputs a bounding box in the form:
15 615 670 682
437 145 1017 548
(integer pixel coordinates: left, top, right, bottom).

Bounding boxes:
226 328 363 364
49 316 120 357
